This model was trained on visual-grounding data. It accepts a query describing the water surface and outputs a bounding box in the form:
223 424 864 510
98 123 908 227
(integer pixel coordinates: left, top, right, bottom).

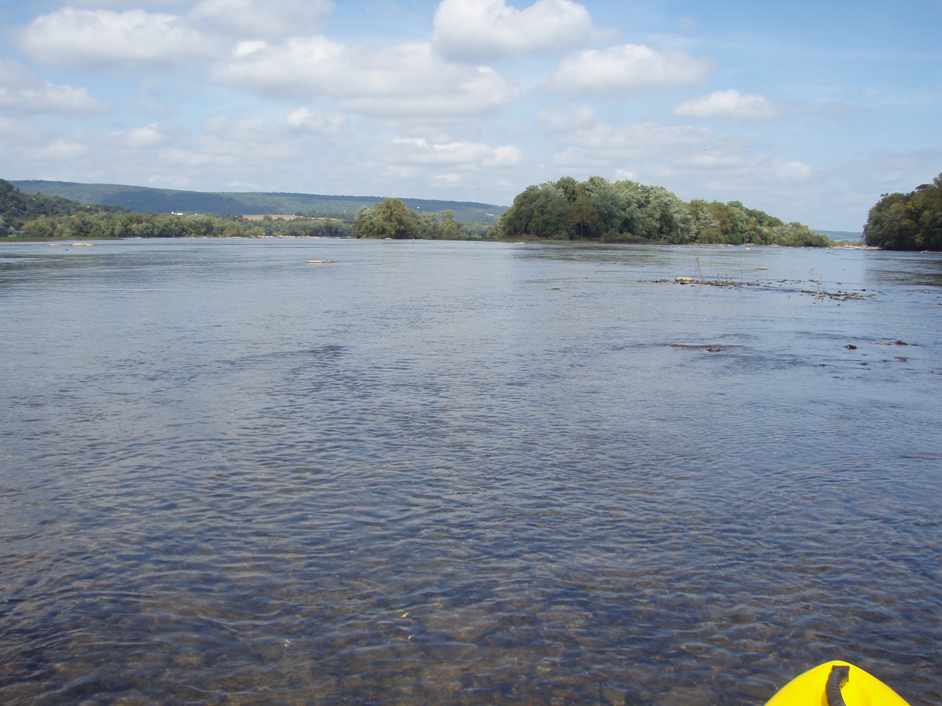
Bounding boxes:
1 239 940 705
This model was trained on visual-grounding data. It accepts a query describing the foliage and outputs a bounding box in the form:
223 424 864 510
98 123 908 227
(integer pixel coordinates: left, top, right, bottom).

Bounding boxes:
864 174 942 250
0 178 108 231
353 198 421 238
2 179 356 239
15 212 352 240
497 176 829 247
353 200 486 240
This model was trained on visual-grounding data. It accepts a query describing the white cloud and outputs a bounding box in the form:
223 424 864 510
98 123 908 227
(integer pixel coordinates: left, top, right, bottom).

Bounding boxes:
37 139 88 160
389 137 521 168
0 61 102 114
684 152 748 169
433 0 592 60
71 0 189 5
773 160 813 182
151 114 345 175
675 90 778 120
215 38 515 117
544 108 710 158
433 172 465 185
21 8 213 66
158 146 219 168
233 40 268 58
287 107 346 133
191 0 332 38
552 43 710 92
540 108 813 194
122 123 166 148
538 105 596 131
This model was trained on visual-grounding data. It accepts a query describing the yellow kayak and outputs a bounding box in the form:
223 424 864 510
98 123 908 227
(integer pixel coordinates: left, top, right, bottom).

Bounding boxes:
766 661 910 705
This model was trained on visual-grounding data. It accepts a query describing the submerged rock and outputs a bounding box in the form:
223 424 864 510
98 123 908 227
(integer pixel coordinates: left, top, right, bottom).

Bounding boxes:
670 343 736 353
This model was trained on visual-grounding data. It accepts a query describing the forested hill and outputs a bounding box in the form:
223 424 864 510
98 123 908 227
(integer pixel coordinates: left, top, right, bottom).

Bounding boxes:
0 179 107 234
12 180 506 224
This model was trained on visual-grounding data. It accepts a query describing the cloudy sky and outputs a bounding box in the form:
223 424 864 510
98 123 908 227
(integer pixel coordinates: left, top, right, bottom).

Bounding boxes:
1 0 939 230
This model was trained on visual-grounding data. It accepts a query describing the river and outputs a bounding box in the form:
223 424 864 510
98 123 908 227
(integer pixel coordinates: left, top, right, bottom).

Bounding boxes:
1 238 940 705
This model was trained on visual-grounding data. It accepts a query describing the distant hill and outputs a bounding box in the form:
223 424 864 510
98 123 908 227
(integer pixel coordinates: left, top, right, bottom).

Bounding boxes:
819 229 863 242
12 180 507 224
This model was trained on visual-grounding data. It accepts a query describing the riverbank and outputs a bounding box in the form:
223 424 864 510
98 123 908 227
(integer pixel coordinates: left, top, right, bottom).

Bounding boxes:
0 233 882 250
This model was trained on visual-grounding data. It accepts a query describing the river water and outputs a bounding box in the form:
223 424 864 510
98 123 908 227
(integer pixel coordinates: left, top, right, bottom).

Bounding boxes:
1 238 940 705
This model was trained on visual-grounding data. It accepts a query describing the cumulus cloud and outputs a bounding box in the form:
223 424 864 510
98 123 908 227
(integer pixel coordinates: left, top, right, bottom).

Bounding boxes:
675 90 778 120
388 137 522 168
0 61 102 114
433 0 592 60
540 107 812 193
37 138 89 160
215 38 515 117
539 105 601 131
21 8 213 66
191 0 333 38
773 160 813 182
121 124 166 148
70 0 188 5
433 172 465 185
287 108 346 133
552 44 710 92
543 107 710 157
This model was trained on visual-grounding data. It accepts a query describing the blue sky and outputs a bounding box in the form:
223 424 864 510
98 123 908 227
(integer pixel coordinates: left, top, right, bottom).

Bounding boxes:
1 0 939 230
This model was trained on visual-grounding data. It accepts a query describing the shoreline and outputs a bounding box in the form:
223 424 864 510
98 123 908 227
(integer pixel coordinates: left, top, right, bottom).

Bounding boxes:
2 235 928 252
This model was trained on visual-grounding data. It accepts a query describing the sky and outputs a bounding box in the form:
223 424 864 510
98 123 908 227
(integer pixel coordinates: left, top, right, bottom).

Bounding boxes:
0 0 939 230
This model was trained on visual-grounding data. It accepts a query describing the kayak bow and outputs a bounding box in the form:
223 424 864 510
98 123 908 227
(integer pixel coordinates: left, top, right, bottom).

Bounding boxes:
766 661 911 705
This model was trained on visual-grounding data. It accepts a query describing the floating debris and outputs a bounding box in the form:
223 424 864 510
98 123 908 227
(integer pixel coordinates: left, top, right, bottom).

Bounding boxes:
670 343 739 353
846 344 858 351
658 277 869 301
879 339 914 347
307 259 337 265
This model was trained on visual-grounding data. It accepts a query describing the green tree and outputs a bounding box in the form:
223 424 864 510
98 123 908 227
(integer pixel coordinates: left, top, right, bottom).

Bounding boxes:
497 175 825 246
353 198 420 239
865 175 942 250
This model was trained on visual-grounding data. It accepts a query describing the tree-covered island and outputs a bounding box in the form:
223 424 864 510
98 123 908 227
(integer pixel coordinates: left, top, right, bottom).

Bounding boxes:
353 177 830 246
492 176 829 246
864 174 942 250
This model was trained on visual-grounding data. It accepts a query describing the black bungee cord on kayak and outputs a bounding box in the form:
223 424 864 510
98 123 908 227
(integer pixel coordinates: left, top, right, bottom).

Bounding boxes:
826 665 850 706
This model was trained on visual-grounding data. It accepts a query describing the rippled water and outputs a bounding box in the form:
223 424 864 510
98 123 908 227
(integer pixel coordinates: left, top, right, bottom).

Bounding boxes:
1 238 940 705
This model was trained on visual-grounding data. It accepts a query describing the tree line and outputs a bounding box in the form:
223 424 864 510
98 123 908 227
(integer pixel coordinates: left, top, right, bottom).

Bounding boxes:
353 198 489 239
16 212 352 240
494 176 830 246
864 174 942 250
1 179 351 239
3 175 847 248
0 178 111 236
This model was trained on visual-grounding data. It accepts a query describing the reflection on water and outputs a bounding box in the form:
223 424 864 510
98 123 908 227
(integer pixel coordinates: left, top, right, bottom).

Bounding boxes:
1 239 940 705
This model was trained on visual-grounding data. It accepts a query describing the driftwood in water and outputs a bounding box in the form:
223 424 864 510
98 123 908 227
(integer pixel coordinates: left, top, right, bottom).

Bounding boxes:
662 276 868 301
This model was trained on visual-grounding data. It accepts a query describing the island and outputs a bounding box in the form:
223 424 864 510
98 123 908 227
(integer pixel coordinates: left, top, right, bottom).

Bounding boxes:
864 174 942 250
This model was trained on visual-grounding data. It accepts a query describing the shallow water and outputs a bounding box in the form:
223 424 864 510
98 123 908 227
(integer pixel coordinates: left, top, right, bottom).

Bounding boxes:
1 238 940 705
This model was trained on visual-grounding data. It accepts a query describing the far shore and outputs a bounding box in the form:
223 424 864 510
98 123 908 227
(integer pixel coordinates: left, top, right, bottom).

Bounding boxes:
0 234 894 250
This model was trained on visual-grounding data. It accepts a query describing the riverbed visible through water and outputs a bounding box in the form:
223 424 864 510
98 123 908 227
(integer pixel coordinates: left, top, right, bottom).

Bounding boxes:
1 238 940 705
